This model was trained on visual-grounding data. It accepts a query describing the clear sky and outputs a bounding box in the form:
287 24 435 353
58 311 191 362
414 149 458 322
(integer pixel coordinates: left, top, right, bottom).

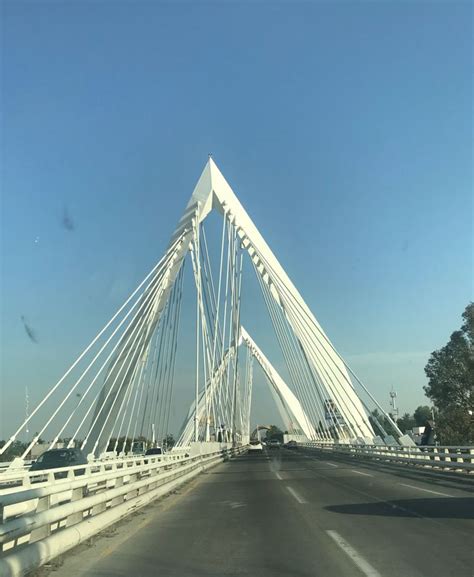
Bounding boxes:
1 1 472 439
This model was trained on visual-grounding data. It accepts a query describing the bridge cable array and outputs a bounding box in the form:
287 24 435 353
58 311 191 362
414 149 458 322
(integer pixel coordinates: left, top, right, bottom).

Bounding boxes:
1 159 403 462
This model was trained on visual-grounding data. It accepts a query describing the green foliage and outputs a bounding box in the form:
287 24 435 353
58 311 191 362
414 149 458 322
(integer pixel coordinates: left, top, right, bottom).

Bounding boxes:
435 407 473 445
265 425 284 442
163 434 175 449
369 406 434 437
424 303 474 444
413 405 432 426
33 433 46 444
106 435 149 453
0 440 28 461
368 409 395 437
397 413 416 433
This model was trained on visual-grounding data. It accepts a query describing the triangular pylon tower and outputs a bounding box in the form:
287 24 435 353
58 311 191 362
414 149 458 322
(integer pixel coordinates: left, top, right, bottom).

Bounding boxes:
83 159 385 456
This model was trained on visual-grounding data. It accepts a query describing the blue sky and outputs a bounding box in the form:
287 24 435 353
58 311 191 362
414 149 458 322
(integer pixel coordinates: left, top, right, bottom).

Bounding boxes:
1 1 472 438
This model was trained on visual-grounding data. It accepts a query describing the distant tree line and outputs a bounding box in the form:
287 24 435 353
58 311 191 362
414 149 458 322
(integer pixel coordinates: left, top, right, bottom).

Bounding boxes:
0 440 29 461
0 433 47 461
395 405 433 433
369 405 432 438
106 434 175 453
0 433 176 462
370 303 473 445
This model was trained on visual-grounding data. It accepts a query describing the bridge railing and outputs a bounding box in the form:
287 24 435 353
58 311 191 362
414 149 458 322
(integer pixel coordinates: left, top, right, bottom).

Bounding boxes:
0 449 190 486
300 442 474 473
0 443 247 577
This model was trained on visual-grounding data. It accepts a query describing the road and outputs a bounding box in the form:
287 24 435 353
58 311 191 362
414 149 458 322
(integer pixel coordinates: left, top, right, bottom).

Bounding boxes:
42 448 474 577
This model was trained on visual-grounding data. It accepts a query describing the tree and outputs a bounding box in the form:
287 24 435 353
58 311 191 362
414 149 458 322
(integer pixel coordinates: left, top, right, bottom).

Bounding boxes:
424 303 474 444
163 434 175 449
368 409 396 437
0 440 28 461
106 435 149 454
413 405 432 427
435 407 472 445
265 425 283 442
33 433 45 445
396 413 416 433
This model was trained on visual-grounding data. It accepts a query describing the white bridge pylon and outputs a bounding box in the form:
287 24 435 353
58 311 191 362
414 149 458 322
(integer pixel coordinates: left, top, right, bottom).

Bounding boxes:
177 326 315 447
81 157 382 452
240 327 315 441
1 159 401 462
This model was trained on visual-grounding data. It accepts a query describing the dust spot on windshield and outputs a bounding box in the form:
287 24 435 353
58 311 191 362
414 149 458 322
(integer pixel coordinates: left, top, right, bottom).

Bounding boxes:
20 315 38 343
62 207 75 231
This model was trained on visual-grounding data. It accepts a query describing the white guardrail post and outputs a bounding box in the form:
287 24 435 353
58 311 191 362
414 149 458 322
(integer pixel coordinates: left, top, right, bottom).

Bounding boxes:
0 443 248 577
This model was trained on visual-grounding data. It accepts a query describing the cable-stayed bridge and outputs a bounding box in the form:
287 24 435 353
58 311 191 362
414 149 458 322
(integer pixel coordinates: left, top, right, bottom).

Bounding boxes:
1 161 472 577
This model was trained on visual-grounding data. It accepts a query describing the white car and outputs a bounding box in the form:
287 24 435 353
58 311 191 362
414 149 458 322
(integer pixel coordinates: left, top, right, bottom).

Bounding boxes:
248 441 263 452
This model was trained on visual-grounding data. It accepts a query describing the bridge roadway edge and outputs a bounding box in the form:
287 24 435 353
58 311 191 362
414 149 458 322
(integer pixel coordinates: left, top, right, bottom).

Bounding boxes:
0 448 244 577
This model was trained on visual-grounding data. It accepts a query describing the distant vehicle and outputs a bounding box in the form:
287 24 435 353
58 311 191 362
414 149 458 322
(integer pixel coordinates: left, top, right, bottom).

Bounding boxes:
248 441 263 452
143 446 163 464
267 439 281 449
284 440 298 450
145 447 163 456
29 448 87 478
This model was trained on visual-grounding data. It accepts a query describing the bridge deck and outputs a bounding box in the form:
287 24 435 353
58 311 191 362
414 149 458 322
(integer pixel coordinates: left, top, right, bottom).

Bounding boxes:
40 449 474 577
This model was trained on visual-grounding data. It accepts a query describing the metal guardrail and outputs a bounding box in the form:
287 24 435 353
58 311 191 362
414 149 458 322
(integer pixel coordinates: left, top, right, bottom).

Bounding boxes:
300 442 474 472
0 443 247 577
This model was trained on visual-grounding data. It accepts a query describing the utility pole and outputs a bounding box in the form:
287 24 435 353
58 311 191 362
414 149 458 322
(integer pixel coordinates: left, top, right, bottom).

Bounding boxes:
389 387 399 421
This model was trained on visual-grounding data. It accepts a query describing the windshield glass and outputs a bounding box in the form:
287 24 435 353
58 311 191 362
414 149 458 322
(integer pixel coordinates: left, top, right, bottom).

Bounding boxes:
2 3 471 577
38 451 68 463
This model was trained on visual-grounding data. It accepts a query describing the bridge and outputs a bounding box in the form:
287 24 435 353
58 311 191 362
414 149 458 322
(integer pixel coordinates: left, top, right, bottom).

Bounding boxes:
1 160 473 577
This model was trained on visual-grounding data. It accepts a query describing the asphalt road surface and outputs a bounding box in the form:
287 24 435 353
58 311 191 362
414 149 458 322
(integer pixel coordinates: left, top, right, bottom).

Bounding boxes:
43 448 474 577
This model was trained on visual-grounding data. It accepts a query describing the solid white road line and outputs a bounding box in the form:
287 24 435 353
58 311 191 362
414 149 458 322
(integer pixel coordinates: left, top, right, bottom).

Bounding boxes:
325 462 338 467
351 470 373 477
286 485 307 504
399 483 453 498
326 530 382 577
275 472 282 480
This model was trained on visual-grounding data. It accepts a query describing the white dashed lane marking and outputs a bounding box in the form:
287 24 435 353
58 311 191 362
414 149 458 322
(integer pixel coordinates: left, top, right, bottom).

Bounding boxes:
326 530 382 577
286 486 307 504
399 483 453 498
351 470 373 477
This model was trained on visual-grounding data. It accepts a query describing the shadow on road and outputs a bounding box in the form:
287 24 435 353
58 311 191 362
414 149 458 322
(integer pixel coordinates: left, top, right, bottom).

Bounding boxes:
325 497 474 519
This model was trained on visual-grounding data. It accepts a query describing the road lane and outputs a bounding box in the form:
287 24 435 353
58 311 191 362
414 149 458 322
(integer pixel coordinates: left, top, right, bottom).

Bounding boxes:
298 448 474 529
300 448 474 496
272 449 474 577
43 451 357 577
38 448 474 577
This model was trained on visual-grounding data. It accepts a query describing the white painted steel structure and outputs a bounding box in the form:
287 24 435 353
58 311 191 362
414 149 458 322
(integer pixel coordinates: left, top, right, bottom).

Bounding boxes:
177 326 316 447
240 327 315 440
1 158 401 467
